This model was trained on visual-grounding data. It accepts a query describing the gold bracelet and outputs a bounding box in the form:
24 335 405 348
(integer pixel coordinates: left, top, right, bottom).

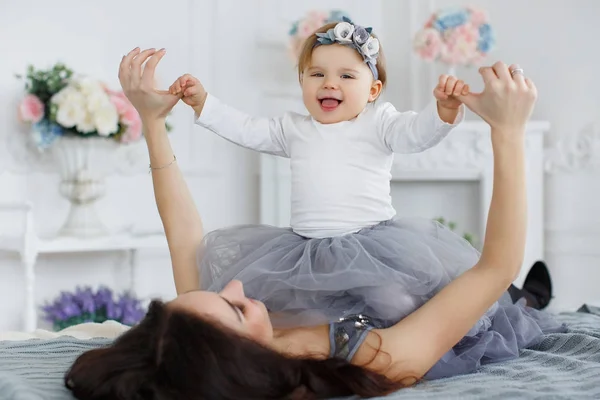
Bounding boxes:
149 154 176 172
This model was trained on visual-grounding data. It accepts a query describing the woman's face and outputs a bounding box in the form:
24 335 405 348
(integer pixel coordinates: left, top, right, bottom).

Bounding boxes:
169 280 274 344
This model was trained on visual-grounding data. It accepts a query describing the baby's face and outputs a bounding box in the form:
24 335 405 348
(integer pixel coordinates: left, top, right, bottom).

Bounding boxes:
301 44 381 124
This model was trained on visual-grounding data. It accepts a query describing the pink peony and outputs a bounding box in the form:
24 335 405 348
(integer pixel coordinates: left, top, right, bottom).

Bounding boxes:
467 6 488 26
109 94 131 115
119 115 142 143
413 28 442 62
439 23 480 66
108 90 143 143
18 94 45 123
424 14 436 28
297 11 328 38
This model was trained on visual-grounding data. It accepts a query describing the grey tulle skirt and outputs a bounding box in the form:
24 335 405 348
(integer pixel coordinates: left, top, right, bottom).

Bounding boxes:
198 218 567 379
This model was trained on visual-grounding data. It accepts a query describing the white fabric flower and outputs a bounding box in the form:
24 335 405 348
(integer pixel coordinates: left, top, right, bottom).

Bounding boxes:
333 22 354 43
361 37 380 58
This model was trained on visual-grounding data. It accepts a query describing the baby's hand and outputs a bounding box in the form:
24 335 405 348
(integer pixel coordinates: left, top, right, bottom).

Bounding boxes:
434 74 469 110
169 74 207 115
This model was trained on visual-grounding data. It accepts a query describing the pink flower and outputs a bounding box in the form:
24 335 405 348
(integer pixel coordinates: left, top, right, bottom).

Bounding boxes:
109 94 130 115
120 114 142 143
297 11 328 38
467 6 488 26
439 23 480 66
424 14 436 28
413 28 442 62
107 90 143 143
18 94 44 123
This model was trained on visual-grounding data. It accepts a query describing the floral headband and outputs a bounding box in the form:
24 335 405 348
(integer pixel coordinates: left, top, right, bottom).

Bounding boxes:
314 17 380 80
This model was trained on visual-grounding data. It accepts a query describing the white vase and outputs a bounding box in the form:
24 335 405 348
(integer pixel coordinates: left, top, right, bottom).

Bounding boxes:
50 136 118 237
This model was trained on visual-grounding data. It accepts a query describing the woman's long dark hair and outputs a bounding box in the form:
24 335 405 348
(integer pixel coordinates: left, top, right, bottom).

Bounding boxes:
64 300 404 399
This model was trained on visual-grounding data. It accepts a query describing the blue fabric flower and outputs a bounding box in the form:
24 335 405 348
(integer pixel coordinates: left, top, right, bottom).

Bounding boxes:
477 23 495 52
433 8 469 32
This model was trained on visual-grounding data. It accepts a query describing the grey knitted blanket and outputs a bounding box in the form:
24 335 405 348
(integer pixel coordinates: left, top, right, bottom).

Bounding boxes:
1 310 599 400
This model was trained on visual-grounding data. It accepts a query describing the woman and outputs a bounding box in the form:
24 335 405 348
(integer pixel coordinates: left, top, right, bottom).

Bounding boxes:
64 48 565 400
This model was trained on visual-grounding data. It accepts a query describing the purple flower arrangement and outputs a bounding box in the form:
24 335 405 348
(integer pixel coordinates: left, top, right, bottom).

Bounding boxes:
41 285 147 331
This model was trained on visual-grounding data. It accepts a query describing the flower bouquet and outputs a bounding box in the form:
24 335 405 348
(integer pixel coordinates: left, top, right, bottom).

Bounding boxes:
16 62 158 150
413 6 495 72
15 62 172 237
41 285 147 331
287 9 351 61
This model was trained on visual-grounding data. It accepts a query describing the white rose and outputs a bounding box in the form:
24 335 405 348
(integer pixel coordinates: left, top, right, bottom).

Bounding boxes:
76 111 96 133
51 85 76 105
76 76 103 96
361 37 380 58
55 102 86 129
333 22 354 43
93 105 119 136
86 90 111 113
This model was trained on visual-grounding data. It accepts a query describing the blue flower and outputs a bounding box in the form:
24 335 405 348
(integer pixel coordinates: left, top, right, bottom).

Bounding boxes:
31 119 63 150
288 21 299 36
477 23 495 53
433 8 469 32
327 10 350 24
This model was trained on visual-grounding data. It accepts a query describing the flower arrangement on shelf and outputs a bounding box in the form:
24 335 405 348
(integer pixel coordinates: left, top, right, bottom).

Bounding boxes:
16 62 171 151
434 216 477 248
41 285 147 331
413 6 495 70
287 9 351 61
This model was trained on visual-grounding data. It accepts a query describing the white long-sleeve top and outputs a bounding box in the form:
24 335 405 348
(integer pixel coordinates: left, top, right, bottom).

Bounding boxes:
195 94 464 238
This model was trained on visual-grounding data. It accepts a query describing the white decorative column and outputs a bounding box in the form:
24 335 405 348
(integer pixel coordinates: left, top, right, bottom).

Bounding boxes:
543 121 600 311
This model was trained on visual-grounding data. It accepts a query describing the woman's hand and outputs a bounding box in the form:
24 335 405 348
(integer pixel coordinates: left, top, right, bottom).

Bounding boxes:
458 62 537 132
118 47 181 123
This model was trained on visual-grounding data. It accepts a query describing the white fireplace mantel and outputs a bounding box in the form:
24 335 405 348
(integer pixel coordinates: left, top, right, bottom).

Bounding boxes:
260 120 550 288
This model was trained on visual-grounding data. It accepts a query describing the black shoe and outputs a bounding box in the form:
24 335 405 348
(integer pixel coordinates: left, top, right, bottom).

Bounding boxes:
522 261 553 310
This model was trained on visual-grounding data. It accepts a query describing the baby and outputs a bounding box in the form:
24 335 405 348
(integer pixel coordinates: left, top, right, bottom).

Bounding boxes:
170 17 468 239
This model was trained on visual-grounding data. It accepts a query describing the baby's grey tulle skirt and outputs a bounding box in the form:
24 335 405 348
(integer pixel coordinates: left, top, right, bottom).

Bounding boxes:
198 218 567 379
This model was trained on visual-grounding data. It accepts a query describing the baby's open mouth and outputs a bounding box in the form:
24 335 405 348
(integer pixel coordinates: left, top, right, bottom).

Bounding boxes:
319 98 342 111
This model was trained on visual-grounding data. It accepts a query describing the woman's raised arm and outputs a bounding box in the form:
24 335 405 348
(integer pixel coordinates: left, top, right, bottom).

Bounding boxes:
377 62 537 383
119 47 203 295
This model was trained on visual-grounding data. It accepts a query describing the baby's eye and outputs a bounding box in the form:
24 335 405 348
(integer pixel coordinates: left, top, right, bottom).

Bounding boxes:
341 74 354 79
311 73 324 77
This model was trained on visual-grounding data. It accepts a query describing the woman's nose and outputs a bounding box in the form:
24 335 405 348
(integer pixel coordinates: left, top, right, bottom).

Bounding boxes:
220 279 245 301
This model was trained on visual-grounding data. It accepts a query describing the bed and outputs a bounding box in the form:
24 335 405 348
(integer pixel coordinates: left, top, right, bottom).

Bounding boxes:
1 308 599 400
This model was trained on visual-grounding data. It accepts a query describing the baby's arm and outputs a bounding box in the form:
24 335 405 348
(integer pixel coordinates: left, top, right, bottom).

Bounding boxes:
195 94 289 157
171 74 289 157
377 101 464 154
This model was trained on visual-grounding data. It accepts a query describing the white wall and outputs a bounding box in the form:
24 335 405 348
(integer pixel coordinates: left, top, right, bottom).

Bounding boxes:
0 0 598 331
385 0 600 312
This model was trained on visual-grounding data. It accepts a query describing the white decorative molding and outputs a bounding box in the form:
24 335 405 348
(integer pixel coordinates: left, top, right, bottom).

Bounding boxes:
391 121 543 179
391 129 492 176
544 121 600 173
